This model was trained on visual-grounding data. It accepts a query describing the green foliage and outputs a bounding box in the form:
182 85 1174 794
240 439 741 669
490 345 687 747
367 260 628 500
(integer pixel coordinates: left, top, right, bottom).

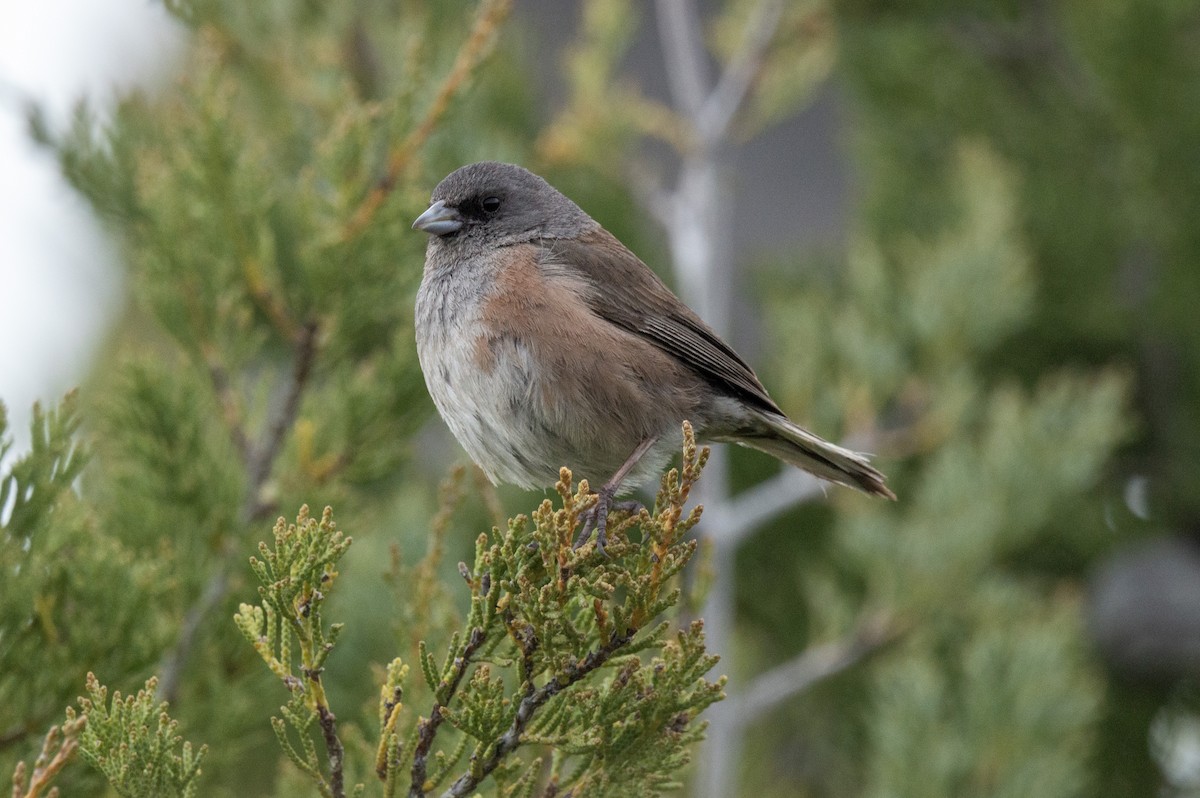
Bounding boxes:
766 145 1035 431
2 0 1159 795
236 505 350 696
836 0 1200 520
734 141 1128 797
68 674 207 798
865 584 1099 798
9 0 730 793
91 359 243 552
3 416 724 797
1 396 170 791
238 425 722 798
46 0 528 545
234 505 356 798
807 2 1196 792
5 0 541 792
0 394 85 539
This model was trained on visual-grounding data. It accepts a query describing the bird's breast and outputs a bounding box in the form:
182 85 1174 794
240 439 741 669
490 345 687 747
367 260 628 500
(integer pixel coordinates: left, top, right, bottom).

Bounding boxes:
415 262 556 487
413 245 707 491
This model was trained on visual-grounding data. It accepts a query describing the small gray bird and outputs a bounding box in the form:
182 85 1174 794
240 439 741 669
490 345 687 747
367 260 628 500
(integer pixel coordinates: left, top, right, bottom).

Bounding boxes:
413 162 893 547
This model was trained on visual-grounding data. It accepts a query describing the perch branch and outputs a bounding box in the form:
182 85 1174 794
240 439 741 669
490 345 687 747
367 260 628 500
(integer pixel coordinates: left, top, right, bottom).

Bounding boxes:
318 704 346 798
438 627 636 798
408 627 487 798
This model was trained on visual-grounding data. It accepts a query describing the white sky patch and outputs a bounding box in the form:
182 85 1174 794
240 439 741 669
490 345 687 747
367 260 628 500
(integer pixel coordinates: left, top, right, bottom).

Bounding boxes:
0 0 182 452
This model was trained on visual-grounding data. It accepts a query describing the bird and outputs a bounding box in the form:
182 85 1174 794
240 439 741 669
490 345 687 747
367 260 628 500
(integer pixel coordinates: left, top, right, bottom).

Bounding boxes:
412 161 894 550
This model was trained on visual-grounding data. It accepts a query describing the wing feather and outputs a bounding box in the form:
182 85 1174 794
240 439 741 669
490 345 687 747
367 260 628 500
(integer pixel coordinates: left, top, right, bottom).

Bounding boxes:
538 230 782 416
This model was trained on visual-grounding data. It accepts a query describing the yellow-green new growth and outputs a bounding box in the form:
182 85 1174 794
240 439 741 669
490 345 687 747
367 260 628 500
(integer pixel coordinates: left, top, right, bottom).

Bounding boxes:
234 505 359 798
67 673 207 798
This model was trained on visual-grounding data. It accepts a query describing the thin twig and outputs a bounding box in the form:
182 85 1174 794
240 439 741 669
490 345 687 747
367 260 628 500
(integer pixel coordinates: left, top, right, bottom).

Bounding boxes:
157 319 321 703
155 540 234 703
697 0 785 145
200 342 251 464
409 627 487 798
12 719 83 798
342 0 512 241
241 258 299 341
439 628 636 798
318 704 346 798
733 613 898 725
245 319 320 518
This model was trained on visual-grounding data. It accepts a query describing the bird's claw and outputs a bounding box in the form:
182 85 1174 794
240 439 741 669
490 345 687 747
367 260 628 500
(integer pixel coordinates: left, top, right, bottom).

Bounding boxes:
573 487 644 556
573 487 611 555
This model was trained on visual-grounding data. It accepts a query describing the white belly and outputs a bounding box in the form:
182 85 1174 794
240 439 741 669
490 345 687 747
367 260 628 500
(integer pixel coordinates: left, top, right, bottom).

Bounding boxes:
415 279 559 488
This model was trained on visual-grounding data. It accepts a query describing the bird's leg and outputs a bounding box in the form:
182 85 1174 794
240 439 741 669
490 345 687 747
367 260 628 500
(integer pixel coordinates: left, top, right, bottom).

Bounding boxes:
574 436 658 554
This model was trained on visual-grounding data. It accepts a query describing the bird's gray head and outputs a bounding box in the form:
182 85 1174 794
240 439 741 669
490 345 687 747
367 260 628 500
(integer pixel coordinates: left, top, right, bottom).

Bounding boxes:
412 162 597 254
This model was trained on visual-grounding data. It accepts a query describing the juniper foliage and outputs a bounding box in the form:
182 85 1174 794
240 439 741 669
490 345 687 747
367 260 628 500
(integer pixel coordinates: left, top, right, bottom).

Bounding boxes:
67 675 208 798
537 3 1131 795
2 0 1148 795
6 0 725 794
233 425 722 798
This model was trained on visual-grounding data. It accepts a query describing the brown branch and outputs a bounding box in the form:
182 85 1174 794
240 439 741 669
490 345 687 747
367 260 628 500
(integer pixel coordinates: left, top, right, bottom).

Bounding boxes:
244 318 320 520
439 627 637 798
342 0 512 241
155 540 235 704
158 319 321 703
408 626 487 798
11 719 83 798
318 704 346 798
200 341 251 464
242 257 299 342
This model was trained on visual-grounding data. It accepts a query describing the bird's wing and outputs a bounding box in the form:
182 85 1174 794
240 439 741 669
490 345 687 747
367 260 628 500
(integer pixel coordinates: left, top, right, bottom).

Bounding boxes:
538 229 783 416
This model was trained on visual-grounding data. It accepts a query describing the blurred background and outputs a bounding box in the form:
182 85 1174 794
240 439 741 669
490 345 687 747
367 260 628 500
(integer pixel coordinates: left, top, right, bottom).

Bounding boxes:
2 0 1199 795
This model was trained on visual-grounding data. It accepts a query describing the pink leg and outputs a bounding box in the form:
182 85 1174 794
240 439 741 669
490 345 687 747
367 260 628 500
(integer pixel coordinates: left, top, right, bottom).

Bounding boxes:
574 436 659 554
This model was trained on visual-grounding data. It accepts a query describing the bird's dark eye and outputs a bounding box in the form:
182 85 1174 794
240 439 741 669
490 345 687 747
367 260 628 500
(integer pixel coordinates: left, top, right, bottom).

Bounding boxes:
481 196 501 214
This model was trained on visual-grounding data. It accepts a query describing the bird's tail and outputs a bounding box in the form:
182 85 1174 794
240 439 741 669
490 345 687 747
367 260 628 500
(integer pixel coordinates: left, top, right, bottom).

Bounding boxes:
738 414 896 500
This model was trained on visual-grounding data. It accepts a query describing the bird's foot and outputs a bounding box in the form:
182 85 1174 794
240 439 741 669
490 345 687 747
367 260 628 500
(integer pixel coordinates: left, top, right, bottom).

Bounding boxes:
573 486 643 556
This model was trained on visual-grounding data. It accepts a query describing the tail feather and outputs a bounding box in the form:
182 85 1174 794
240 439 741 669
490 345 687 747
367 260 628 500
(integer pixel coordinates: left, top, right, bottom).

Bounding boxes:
740 414 896 500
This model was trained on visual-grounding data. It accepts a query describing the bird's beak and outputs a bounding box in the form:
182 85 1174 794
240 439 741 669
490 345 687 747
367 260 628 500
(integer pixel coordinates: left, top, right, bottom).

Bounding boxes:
412 200 464 236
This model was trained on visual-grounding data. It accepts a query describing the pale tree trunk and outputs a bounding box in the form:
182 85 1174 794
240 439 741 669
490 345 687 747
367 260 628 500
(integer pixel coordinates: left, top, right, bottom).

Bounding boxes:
647 2 892 795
